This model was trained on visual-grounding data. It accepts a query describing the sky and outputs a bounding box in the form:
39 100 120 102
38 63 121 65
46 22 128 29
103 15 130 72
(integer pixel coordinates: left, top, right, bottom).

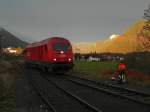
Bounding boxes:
0 0 149 43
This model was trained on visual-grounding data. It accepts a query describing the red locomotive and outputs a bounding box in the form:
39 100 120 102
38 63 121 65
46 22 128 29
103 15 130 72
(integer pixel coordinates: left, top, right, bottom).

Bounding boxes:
24 37 74 72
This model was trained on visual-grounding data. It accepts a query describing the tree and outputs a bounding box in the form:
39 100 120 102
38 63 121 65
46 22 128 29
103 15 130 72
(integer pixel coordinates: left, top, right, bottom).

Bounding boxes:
137 4 150 49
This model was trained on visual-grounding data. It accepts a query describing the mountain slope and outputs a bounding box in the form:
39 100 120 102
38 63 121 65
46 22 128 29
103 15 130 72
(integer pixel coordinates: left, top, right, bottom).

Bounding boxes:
73 42 96 54
0 28 28 48
97 20 150 53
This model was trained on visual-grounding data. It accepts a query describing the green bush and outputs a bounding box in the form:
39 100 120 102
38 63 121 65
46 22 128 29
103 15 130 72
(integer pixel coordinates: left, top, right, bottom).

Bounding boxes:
125 52 150 74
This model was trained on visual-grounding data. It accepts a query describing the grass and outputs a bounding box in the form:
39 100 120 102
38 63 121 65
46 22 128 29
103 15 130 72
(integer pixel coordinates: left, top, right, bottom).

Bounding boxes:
74 61 118 73
72 60 150 86
73 61 118 80
0 56 18 112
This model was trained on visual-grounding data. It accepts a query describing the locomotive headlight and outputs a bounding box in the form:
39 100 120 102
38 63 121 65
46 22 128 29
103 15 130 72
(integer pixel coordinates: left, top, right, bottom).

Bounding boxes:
60 51 64 54
68 58 72 61
53 58 57 61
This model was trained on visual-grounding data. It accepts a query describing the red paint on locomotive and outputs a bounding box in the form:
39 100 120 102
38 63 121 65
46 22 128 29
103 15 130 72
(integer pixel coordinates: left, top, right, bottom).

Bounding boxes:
24 37 74 71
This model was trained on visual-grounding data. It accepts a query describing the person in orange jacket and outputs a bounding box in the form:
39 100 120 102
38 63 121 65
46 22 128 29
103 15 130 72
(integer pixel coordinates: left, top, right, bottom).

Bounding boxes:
117 61 127 83
111 60 127 82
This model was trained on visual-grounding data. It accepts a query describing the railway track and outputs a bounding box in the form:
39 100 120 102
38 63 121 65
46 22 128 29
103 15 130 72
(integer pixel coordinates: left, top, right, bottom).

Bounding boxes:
25 68 150 112
28 75 57 112
64 74 150 106
28 71 103 112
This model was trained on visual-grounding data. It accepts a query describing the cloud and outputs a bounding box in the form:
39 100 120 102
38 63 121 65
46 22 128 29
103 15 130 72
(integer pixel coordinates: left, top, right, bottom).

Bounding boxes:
109 34 120 40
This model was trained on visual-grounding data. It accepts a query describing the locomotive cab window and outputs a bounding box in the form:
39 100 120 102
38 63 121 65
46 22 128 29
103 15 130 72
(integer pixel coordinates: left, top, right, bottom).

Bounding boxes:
53 43 70 52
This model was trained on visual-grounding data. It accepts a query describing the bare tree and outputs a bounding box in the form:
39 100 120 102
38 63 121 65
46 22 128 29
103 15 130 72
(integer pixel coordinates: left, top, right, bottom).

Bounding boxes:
144 4 150 21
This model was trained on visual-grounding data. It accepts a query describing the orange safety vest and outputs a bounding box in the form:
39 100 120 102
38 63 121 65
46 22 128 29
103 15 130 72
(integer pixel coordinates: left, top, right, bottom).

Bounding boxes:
118 63 126 71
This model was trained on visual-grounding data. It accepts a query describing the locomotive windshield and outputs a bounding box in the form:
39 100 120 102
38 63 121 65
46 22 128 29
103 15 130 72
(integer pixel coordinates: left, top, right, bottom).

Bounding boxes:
53 43 70 52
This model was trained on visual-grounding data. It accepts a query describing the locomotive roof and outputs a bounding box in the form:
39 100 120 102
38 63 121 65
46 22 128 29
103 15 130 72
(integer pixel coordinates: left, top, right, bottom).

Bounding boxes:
26 37 69 48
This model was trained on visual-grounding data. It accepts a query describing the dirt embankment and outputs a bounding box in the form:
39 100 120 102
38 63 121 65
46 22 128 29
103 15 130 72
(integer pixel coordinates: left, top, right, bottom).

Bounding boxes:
0 58 18 112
